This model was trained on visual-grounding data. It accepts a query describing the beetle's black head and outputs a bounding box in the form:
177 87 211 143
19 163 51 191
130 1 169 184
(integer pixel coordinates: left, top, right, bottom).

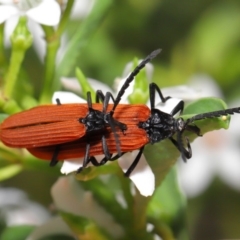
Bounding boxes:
139 109 200 162
139 109 182 144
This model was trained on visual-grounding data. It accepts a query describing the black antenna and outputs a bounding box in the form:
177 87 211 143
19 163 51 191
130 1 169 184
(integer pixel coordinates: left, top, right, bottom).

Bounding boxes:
112 49 161 112
185 107 240 126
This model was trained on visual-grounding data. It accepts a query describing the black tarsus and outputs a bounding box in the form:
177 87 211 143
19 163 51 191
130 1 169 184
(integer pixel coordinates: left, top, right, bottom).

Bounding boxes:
56 98 61 105
124 147 145 177
50 146 60 166
86 92 93 109
76 143 91 173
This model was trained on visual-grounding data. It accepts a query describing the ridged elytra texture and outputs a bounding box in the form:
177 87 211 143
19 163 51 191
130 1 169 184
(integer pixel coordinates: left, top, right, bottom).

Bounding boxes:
0 103 150 149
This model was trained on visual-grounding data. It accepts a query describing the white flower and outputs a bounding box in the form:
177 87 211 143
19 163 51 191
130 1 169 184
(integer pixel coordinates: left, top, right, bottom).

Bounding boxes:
26 216 74 240
0 0 61 26
50 176 124 238
0 187 50 226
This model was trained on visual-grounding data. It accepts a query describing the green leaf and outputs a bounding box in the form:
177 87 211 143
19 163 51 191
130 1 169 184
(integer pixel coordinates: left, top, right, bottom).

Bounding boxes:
182 97 230 132
147 167 186 239
75 67 95 99
39 235 74 240
148 167 186 223
0 225 34 240
128 58 149 104
0 164 23 181
0 114 8 122
61 212 111 240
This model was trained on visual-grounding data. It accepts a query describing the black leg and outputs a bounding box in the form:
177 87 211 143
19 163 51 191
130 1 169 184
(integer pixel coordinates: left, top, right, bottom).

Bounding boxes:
87 156 102 166
125 147 145 177
56 98 61 105
186 124 202 136
50 146 60 166
77 143 91 173
96 90 116 106
149 83 184 115
95 90 105 103
86 92 93 109
169 136 192 162
170 101 184 116
99 152 125 165
101 135 113 160
149 83 171 108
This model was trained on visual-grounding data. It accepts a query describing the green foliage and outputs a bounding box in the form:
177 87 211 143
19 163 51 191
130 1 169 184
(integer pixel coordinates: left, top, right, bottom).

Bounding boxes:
0 226 34 240
0 0 239 239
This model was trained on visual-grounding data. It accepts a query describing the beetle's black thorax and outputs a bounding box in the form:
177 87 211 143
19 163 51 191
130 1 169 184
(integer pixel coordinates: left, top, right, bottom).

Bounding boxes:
80 108 127 133
79 108 107 132
138 109 178 144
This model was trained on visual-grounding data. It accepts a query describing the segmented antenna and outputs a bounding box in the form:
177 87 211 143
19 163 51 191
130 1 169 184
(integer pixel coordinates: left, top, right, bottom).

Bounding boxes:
112 49 162 112
185 107 240 125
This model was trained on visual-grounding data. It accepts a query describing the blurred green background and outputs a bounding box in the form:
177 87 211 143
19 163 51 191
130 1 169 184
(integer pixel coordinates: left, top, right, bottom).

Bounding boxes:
2 0 240 239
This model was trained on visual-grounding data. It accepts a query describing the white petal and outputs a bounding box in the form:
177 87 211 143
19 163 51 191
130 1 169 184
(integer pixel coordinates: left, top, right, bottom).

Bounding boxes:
88 78 114 95
0 187 26 206
61 155 106 174
28 19 46 62
177 155 215 198
70 0 94 19
61 158 83 174
26 217 74 240
0 5 18 23
6 201 50 226
177 136 217 197
118 151 155 196
153 97 183 115
161 85 205 102
225 104 240 140
216 146 240 191
0 188 50 226
188 74 223 98
213 124 240 190
51 176 124 238
26 0 61 26
52 91 86 104
61 77 82 92
0 0 15 3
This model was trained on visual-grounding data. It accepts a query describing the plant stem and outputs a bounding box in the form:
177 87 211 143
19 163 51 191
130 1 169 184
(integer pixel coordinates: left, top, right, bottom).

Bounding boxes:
40 25 60 103
4 17 32 99
39 0 74 103
57 0 74 36
0 23 5 66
